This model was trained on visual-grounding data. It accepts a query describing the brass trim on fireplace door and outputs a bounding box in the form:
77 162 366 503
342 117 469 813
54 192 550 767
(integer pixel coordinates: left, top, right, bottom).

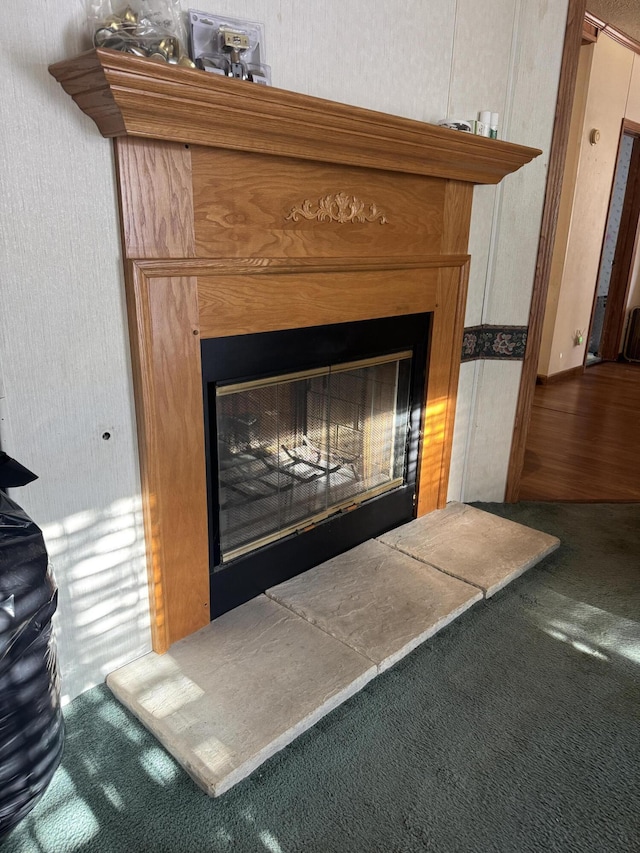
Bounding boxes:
216 350 413 396
222 477 405 563
332 351 412 374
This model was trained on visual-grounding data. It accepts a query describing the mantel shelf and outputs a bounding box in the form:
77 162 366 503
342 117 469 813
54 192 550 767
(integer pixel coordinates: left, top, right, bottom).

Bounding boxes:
49 48 540 184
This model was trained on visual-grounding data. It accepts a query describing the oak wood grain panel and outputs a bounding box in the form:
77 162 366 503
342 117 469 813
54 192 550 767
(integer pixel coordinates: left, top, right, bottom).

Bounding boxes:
436 263 470 507
49 49 541 185
114 137 195 259
127 266 209 652
413 181 471 514
134 255 470 277
417 262 469 515
506 0 587 502
582 19 598 44
442 181 474 255
191 147 444 259
196 268 442 339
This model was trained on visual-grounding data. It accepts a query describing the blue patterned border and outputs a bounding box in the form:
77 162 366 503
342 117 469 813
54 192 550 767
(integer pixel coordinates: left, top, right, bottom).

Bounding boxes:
461 325 528 362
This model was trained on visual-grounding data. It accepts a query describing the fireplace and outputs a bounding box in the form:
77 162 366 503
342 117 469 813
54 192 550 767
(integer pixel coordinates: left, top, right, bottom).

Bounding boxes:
49 48 540 652
202 314 429 616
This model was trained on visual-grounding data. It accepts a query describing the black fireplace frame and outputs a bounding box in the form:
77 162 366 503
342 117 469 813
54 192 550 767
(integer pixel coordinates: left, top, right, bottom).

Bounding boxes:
201 313 431 617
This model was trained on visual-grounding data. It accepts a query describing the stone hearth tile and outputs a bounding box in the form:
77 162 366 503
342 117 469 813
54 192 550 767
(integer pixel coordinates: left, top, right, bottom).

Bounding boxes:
378 502 560 598
106 596 376 797
267 539 482 672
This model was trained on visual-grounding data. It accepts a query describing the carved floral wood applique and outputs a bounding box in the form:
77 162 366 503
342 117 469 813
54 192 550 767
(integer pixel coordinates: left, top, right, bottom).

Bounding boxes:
286 192 388 224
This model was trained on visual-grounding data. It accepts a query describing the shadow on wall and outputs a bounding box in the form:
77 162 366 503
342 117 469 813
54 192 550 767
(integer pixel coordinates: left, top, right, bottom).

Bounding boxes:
42 497 151 704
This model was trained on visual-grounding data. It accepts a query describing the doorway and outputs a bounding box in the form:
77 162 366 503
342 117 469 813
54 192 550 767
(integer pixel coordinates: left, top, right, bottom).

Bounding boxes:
506 4 640 501
588 122 640 363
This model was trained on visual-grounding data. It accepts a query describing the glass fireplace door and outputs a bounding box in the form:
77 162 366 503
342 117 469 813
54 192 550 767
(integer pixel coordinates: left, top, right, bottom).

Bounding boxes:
216 352 412 561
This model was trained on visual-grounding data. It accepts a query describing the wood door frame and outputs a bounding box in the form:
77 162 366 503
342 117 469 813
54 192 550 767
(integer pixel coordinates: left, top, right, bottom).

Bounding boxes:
597 121 640 360
506 0 587 502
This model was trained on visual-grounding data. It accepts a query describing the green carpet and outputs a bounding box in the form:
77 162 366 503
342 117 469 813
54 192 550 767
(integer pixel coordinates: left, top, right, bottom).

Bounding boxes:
3 503 639 852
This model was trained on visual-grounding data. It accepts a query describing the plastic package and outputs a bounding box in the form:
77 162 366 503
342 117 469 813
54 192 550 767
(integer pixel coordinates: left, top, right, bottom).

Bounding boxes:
437 119 473 133
88 0 194 66
188 9 271 84
0 459 64 841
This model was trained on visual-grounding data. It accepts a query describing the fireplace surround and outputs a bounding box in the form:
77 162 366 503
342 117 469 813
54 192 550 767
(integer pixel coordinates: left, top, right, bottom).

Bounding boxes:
50 48 540 653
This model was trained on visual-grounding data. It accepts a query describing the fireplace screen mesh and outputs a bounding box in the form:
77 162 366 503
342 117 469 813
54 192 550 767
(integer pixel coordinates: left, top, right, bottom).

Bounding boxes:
215 351 412 561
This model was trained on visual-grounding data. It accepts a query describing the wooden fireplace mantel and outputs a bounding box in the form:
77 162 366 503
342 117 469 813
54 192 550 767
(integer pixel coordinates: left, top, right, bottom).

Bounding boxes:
50 50 541 653
50 48 539 183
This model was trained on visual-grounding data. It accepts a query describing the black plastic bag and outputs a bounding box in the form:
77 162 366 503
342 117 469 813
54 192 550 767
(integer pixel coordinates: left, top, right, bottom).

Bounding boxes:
0 458 64 840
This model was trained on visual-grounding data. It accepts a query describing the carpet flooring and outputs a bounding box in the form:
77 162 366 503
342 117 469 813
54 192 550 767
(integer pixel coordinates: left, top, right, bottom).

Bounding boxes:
3 502 639 853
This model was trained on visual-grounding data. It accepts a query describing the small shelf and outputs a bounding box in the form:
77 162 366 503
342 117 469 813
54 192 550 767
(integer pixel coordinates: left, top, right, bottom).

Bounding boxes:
49 48 540 184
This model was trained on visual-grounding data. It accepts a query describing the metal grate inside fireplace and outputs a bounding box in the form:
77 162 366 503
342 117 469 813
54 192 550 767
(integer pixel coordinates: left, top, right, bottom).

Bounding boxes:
202 314 430 617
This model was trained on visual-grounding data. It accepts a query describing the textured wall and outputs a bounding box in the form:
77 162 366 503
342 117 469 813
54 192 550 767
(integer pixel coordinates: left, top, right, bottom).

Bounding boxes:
448 0 569 501
0 4 149 703
0 0 567 701
538 44 595 376
588 0 640 44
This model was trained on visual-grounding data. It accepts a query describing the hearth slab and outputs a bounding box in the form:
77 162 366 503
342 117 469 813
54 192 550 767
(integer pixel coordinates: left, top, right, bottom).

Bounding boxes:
267 539 482 672
107 502 561 797
378 502 560 597
106 596 376 797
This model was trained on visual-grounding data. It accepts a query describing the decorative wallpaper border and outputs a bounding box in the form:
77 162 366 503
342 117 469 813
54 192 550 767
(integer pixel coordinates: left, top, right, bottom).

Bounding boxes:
461 325 528 362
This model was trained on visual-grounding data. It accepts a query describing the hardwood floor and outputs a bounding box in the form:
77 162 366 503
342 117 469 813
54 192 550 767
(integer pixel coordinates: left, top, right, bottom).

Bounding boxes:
519 361 640 501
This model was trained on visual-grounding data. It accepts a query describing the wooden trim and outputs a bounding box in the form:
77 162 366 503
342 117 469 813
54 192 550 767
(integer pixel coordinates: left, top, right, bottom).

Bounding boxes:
129 259 466 645
431 182 473 508
584 11 640 55
196 268 441 339
536 364 584 384
584 12 606 30
435 263 470 509
125 264 210 653
600 130 640 359
416 266 465 515
601 24 640 57
442 182 474 254
582 19 598 45
49 49 540 185
114 137 195 259
133 255 470 278
506 0 587 502
584 13 604 37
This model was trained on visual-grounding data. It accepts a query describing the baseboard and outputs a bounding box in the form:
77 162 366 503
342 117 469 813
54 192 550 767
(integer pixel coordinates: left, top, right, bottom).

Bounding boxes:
536 365 585 385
